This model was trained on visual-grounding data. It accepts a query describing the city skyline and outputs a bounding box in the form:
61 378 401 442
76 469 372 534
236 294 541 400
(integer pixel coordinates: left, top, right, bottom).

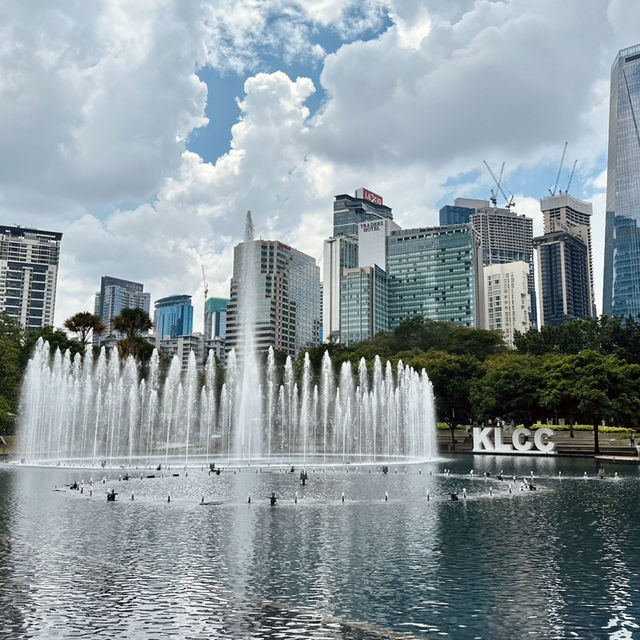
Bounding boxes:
1 2 639 331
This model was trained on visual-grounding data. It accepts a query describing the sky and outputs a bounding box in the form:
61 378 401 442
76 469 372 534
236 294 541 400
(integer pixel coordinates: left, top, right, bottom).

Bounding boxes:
2 0 639 331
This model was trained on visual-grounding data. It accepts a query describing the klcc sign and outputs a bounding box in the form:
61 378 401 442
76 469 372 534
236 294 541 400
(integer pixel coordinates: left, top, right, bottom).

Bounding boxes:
473 427 556 454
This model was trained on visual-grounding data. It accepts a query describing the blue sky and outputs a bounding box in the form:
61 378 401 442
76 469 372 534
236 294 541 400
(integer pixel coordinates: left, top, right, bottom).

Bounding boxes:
1 0 637 327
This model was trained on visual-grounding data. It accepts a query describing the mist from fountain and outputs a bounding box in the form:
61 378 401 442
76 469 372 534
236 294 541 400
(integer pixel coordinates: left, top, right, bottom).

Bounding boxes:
18 212 439 467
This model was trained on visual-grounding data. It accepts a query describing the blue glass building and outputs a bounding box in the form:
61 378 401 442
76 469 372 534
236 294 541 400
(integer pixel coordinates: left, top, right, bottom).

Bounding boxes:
439 204 473 226
340 265 388 345
154 295 193 339
604 44 640 317
205 297 228 339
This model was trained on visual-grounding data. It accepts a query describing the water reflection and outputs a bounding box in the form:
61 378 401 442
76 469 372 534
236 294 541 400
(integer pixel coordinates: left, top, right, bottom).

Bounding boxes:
0 457 639 639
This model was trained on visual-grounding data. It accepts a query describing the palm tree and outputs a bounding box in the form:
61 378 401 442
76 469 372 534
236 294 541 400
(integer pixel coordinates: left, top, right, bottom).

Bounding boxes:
111 308 153 360
64 312 106 351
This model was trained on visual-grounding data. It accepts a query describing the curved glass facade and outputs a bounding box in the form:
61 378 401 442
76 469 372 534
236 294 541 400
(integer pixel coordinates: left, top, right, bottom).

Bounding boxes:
154 294 193 339
604 44 640 317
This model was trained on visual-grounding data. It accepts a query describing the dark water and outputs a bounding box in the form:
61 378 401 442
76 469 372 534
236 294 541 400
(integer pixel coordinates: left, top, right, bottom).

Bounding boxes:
0 456 639 639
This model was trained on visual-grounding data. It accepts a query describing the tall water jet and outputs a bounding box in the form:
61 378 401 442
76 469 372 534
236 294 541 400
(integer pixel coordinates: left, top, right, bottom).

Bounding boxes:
234 211 262 461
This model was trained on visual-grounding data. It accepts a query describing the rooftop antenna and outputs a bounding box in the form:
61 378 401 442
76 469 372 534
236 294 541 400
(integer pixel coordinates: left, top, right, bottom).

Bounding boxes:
565 159 577 193
549 141 568 196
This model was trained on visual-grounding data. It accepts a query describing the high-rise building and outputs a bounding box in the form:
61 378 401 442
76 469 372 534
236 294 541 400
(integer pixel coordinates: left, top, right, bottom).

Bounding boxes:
93 276 151 345
387 224 485 329
323 188 396 344
226 240 321 356
340 265 388 345
322 234 358 342
357 217 401 270
534 232 591 327
604 44 640 317
0 225 62 329
451 198 536 324
539 193 595 319
204 297 228 340
333 188 393 237
154 295 193 339
484 262 531 347
439 204 472 226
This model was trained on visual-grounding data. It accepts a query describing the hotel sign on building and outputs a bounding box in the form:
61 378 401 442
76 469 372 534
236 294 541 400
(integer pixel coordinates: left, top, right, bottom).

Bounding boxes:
357 217 400 272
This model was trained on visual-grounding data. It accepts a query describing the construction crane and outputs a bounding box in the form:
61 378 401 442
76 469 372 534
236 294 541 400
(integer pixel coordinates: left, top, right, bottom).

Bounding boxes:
549 141 568 196
565 159 578 193
490 161 504 207
483 160 515 209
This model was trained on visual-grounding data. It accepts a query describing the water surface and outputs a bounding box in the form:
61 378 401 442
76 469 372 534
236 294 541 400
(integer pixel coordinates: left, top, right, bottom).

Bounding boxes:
0 456 638 639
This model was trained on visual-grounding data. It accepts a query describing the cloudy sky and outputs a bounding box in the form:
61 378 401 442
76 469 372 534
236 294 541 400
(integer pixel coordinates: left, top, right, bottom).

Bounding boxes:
3 0 639 330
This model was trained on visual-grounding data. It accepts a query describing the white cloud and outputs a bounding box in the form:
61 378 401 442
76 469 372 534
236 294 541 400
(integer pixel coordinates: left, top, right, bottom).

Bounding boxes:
2 0 638 331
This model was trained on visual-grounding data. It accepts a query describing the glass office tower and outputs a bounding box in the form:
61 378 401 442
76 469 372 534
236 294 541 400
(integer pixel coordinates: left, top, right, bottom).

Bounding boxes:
387 224 484 329
154 295 193 339
604 44 640 317
340 265 388 345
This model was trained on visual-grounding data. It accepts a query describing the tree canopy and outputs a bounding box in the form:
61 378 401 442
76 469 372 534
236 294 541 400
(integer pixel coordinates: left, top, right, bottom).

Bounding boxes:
111 307 154 361
64 312 106 350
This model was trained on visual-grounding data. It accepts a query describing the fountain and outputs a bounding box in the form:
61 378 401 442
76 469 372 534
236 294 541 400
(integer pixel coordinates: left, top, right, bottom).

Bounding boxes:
18 213 438 467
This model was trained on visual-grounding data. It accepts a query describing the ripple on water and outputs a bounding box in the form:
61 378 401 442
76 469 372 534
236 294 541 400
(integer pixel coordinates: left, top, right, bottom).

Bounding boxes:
0 459 639 639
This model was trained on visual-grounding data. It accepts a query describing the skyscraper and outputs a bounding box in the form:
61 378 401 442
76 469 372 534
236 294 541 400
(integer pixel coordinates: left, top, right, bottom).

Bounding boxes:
93 276 151 344
386 224 485 329
534 232 591 326
484 262 531 347
154 295 193 339
333 188 393 236
324 190 398 343
0 225 62 329
204 297 229 340
604 44 640 317
536 193 595 322
226 240 321 356
322 234 358 342
457 198 536 324
340 265 388 345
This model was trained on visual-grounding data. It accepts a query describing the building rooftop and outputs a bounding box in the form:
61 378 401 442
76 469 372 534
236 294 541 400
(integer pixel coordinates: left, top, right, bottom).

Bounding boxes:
540 193 592 216
0 225 63 241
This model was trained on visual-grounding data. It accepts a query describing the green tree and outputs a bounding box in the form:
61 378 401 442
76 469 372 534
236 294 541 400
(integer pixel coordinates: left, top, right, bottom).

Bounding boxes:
471 353 545 429
20 326 84 368
64 311 106 351
570 351 640 453
446 326 506 360
540 354 580 437
111 308 154 360
0 315 23 435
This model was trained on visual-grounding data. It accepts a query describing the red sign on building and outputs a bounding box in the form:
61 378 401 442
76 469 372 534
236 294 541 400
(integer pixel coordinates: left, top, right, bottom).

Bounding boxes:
357 188 383 206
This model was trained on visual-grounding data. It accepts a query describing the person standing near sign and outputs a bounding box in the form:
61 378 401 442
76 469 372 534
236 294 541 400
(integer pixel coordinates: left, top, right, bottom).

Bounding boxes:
631 432 636 447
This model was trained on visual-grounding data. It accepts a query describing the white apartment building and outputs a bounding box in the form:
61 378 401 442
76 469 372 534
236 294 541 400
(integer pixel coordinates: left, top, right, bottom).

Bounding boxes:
484 261 531 348
0 225 62 329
